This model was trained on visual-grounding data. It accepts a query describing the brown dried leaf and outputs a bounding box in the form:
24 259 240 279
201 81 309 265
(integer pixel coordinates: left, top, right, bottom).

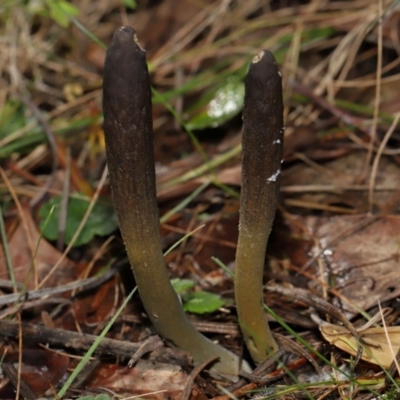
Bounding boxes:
0 206 76 289
282 153 400 213
304 214 400 314
3 349 69 396
320 322 400 368
87 359 187 399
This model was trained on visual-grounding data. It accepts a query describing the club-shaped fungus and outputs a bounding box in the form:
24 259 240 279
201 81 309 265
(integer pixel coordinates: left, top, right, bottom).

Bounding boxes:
234 50 283 364
103 26 243 378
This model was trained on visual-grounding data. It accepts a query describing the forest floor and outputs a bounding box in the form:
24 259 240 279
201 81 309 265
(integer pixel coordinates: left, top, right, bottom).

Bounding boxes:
1 0 400 399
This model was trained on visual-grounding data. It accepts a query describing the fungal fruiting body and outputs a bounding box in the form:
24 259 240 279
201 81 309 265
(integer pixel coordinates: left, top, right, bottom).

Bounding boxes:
103 26 243 378
235 50 284 364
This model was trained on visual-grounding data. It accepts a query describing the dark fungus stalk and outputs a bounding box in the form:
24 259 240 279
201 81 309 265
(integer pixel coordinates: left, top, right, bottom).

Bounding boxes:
234 50 283 364
103 26 243 378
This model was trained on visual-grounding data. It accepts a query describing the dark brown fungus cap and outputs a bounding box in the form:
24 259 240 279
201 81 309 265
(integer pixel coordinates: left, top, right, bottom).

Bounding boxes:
103 26 158 252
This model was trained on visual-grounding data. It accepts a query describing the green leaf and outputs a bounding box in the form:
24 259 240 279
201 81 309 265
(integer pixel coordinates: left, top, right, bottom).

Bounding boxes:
38 194 118 247
46 0 79 27
70 389 112 399
121 0 137 9
186 76 244 131
171 278 195 294
95 395 113 400
183 291 225 314
0 101 27 139
76 396 95 400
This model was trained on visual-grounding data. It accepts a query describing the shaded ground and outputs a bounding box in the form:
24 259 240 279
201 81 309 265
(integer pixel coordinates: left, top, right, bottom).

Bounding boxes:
1 0 400 399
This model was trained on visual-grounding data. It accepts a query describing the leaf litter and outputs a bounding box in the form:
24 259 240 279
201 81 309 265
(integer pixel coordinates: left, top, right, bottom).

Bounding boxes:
1 0 400 399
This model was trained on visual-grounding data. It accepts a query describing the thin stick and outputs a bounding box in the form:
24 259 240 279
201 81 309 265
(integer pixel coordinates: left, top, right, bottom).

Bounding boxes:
368 112 400 211
366 0 383 203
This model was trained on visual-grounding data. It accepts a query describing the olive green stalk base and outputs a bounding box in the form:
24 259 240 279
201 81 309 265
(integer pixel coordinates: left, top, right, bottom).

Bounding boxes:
103 26 244 378
235 50 283 364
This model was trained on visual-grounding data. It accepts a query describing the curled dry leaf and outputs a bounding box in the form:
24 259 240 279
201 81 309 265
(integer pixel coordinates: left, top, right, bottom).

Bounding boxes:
320 322 400 369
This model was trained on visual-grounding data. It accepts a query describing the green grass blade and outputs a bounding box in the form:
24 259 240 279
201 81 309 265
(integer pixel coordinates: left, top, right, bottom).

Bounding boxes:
57 287 137 398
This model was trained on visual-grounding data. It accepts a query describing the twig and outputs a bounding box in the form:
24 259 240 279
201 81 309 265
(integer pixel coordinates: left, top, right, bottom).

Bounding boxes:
265 285 363 367
0 261 124 306
0 320 147 358
180 356 219 400
364 0 383 196
57 146 71 251
2 363 37 400
128 336 164 368
368 112 400 211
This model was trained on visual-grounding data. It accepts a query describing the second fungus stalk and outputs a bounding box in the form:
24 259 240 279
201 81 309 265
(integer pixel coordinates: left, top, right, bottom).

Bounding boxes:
234 50 284 364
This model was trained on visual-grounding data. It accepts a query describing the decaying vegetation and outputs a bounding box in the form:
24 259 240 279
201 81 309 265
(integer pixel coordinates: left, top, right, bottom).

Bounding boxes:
1 1 400 399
